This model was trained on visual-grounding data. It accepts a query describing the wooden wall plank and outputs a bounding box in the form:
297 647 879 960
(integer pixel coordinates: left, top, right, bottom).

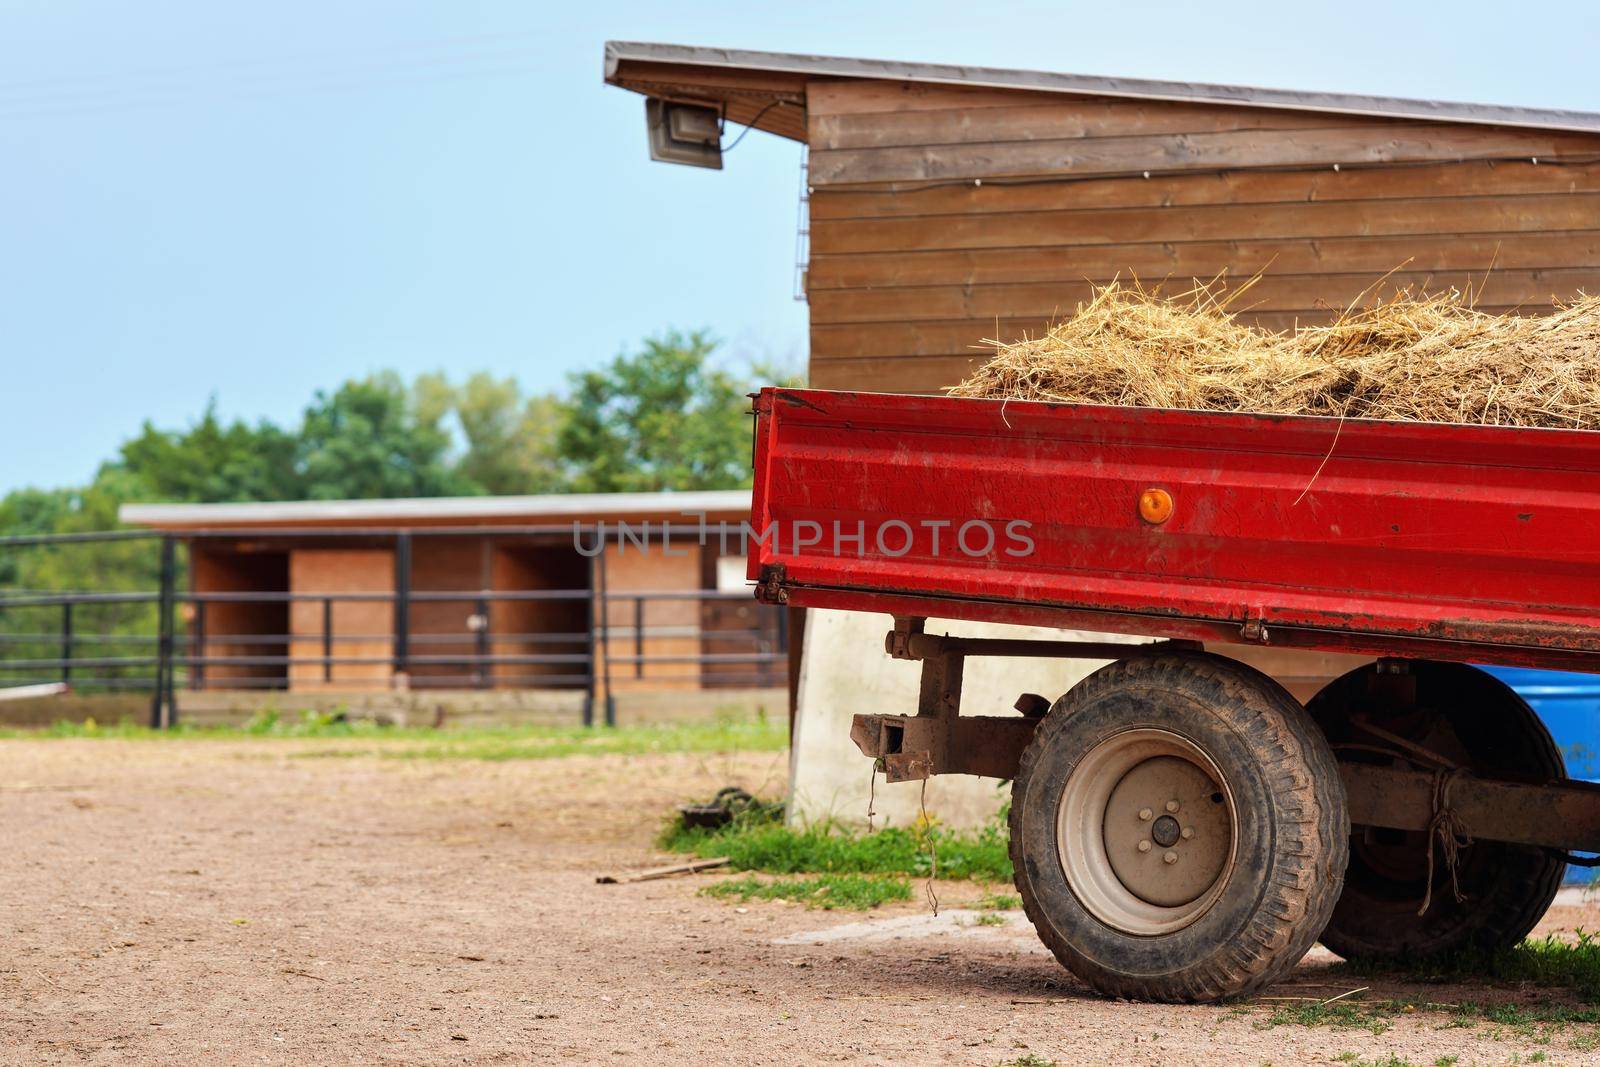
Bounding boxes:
809 268 1600 325
810 98 1365 151
811 305 1534 362
807 79 1052 116
810 354 990 393
810 193 1600 255
809 124 1600 185
809 160 1600 220
806 232 1600 290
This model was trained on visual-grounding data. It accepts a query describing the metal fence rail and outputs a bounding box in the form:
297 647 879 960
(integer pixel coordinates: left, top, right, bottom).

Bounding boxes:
0 525 786 727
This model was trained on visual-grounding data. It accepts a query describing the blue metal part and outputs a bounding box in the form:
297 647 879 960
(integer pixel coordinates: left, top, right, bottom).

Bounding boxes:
1485 665 1600 883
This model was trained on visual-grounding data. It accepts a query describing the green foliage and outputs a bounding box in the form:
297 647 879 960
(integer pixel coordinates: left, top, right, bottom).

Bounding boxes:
290 718 787 761
431 372 565 496
701 873 912 910
1258 1000 1393 1035
0 469 163 681
1338 929 1600 1002
974 890 1021 911
296 373 478 500
2 717 788 760
240 707 356 735
659 803 1014 883
1255 986 1600 1046
118 401 301 503
557 330 756 493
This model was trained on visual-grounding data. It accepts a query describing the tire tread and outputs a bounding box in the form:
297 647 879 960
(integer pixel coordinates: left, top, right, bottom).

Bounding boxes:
1010 653 1348 1002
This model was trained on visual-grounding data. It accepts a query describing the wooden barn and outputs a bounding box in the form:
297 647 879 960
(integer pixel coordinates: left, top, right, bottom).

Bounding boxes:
608 43 1600 819
606 41 1600 394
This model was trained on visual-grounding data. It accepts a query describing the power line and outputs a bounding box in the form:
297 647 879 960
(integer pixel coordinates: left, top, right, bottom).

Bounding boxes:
0 30 550 121
0 27 546 96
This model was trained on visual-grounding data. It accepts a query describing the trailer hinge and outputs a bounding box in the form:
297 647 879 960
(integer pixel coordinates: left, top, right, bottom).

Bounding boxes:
884 616 927 659
756 562 790 605
1241 607 1270 644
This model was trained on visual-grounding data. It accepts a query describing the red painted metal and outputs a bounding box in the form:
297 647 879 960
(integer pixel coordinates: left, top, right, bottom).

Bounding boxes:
747 388 1600 674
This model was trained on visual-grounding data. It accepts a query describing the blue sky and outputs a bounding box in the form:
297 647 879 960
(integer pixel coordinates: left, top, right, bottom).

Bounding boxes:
3 1 1598 494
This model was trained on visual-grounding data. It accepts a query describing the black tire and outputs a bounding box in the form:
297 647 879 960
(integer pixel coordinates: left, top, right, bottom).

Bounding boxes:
1010 652 1348 1002
1307 661 1566 962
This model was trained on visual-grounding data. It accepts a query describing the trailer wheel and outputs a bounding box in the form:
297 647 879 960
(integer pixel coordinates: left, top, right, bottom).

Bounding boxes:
1308 661 1565 962
1010 653 1347 1003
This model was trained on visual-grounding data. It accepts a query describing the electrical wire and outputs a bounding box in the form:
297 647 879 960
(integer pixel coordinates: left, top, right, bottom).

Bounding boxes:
0 31 550 121
720 100 786 153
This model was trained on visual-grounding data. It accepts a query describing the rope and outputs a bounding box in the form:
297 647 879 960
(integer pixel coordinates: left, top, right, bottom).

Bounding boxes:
1418 767 1474 917
920 775 940 917
866 759 880 833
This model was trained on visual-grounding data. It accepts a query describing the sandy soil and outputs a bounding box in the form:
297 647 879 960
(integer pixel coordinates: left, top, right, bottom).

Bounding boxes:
3 737 1598 1066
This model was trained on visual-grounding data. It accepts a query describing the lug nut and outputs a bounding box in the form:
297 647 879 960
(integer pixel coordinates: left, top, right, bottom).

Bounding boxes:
1137 840 1152 853
1163 851 1178 864
1165 800 1180 813
1138 808 1153 821
1181 826 1194 840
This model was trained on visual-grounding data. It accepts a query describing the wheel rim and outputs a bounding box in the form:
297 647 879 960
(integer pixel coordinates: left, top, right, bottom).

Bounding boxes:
1056 728 1237 935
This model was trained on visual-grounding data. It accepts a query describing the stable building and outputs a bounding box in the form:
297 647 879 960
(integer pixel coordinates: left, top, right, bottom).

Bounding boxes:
119 491 785 710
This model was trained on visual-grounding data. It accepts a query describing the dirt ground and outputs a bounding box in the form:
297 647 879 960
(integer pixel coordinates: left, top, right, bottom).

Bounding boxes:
4 737 1599 1066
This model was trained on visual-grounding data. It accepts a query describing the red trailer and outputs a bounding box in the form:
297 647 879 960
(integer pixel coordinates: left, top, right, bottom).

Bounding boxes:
747 386 1600 1002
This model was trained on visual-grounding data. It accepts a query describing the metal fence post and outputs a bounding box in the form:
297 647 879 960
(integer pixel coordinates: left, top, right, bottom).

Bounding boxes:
323 597 334 684
598 548 616 727
633 597 644 679
149 537 176 728
393 534 411 686
582 552 597 727
192 599 206 691
474 594 490 689
60 601 73 686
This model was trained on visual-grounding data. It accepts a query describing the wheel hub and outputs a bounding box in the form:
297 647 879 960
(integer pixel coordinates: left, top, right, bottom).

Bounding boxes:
1056 729 1238 934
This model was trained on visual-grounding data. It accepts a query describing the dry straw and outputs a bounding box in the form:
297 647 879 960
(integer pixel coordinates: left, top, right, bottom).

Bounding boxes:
948 275 1600 430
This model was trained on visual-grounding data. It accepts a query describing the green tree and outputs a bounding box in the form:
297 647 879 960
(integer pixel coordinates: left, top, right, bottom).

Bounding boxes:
295 373 478 500
418 371 564 496
116 401 301 503
556 330 754 493
0 469 163 677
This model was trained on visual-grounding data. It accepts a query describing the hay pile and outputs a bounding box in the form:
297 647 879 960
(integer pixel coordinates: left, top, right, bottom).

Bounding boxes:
948 277 1600 429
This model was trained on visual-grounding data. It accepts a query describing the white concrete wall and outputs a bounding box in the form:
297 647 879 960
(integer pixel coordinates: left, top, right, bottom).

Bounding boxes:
787 609 1372 831
787 610 1149 830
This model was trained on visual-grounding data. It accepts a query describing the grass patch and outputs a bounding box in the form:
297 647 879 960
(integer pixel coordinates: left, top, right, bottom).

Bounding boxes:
2 714 788 761
973 890 1021 911
294 720 786 761
1255 993 1600 1046
1257 1000 1395 1035
1338 930 1600 1003
660 803 1012 883
702 873 912 910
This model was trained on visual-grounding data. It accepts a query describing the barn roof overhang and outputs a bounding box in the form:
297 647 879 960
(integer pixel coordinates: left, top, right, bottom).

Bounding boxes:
604 40 1600 143
120 489 753 532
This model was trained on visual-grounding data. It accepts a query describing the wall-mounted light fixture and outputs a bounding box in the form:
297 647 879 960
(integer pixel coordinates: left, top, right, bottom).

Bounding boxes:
645 98 722 170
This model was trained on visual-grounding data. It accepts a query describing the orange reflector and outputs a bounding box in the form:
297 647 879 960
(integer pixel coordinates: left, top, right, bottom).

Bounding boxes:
1139 488 1174 525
